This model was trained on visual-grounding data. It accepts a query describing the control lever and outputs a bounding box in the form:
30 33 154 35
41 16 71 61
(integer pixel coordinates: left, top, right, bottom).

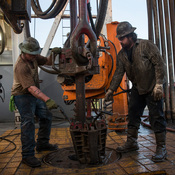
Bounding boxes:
57 105 71 124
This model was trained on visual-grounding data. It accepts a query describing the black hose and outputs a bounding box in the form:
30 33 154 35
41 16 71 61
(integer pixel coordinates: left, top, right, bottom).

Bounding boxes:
31 0 68 19
0 25 5 55
86 0 108 48
39 65 59 74
34 0 56 16
87 2 97 36
100 33 118 66
113 89 131 97
0 137 16 154
141 116 175 132
106 52 114 78
0 132 20 154
95 0 108 38
37 0 108 74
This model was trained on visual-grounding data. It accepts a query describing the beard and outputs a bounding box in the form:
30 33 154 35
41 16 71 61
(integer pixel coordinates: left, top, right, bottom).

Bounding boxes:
121 39 133 50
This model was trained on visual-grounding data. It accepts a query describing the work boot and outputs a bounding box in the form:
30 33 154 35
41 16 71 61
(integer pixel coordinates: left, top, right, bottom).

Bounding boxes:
36 143 58 152
116 128 139 153
152 132 167 162
22 156 41 168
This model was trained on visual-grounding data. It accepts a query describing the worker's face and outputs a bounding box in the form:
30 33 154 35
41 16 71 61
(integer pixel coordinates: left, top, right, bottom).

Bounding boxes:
24 53 36 61
118 36 133 50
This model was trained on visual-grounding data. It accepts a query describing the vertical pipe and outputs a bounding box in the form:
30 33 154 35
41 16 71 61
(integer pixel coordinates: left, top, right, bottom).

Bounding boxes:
158 0 171 120
23 20 31 38
34 18 36 38
70 0 78 32
164 0 175 121
96 0 99 12
78 0 87 46
152 0 160 49
147 0 154 41
169 0 175 73
86 99 91 118
64 0 78 48
79 0 88 22
75 74 86 124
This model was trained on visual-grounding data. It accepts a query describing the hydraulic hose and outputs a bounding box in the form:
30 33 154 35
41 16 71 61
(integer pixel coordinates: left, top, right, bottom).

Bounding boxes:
65 0 108 49
87 2 96 35
32 0 57 16
36 0 109 74
95 0 108 38
141 116 175 132
0 25 5 55
31 0 68 19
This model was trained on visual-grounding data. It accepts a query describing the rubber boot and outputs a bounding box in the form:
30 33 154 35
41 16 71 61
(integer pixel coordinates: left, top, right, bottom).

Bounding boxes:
116 128 139 153
152 132 167 162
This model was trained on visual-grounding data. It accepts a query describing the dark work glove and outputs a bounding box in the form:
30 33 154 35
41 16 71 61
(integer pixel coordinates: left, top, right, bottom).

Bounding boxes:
51 47 62 54
104 89 114 102
152 84 163 101
46 99 58 110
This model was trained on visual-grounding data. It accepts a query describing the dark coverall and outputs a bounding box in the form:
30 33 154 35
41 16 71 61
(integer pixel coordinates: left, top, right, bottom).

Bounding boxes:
109 39 166 133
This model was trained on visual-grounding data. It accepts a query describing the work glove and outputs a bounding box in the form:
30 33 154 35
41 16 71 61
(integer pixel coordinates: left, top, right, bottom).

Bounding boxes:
104 89 114 102
9 95 16 112
46 99 58 110
152 84 163 101
51 47 62 55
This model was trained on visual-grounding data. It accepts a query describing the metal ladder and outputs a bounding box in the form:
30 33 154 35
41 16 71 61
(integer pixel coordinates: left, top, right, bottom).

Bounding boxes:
62 0 70 46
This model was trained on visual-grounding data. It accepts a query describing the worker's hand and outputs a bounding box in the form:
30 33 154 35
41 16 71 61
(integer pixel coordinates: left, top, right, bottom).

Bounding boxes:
46 99 58 110
51 47 62 55
104 89 114 102
152 84 163 101
9 95 16 112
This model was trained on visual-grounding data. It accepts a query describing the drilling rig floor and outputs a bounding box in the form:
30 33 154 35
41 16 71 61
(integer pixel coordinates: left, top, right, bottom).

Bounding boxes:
0 120 174 175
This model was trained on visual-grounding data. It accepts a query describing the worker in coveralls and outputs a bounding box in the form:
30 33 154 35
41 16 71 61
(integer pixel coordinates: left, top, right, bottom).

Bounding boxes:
10 37 61 167
105 21 167 162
